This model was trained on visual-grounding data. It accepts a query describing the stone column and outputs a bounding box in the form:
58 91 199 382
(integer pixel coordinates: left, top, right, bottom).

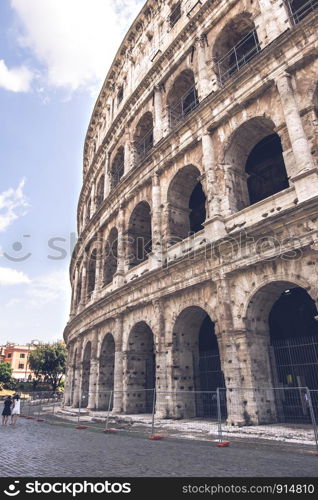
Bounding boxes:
257 0 282 45
201 132 226 240
104 153 111 198
153 85 164 144
195 35 214 100
87 332 99 410
153 299 168 418
72 337 84 408
81 205 87 232
150 173 163 269
80 259 88 307
90 182 96 218
113 314 124 413
93 232 103 297
63 342 74 406
70 266 79 317
276 72 318 202
124 127 131 173
114 206 125 286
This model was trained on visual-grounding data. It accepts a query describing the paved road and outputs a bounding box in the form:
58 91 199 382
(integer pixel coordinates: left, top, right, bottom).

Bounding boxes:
0 419 317 477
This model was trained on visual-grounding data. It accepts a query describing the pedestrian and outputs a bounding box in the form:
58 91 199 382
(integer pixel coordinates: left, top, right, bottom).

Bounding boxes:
1 395 12 425
11 394 21 425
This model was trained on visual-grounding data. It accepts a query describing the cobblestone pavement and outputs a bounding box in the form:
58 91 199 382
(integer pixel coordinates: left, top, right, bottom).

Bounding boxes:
0 419 317 477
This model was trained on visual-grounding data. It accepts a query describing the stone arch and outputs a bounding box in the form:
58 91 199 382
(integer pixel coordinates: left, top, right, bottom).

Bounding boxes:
170 305 225 419
167 69 198 128
81 341 92 408
124 321 156 414
223 117 289 212
213 12 260 84
127 201 152 268
104 227 118 285
95 174 105 209
133 112 153 162
110 147 124 188
167 165 206 244
87 249 97 298
97 333 115 410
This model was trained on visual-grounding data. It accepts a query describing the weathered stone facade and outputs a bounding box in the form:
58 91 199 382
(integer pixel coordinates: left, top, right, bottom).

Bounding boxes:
64 0 318 425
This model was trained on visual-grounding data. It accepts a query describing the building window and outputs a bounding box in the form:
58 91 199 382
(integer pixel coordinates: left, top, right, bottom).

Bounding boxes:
18 363 24 369
170 2 181 27
117 86 124 105
7 353 12 358
20 353 26 358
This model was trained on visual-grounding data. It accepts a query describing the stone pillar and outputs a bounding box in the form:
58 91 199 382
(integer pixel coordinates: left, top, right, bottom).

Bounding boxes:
114 206 125 286
124 128 131 173
276 72 318 202
195 35 214 100
150 173 163 269
153 299 168 418
87 332 99 410
80 260 88 307
63 342 74 406
93 232 103 297
70 266 79 317
104 153 111 198
201 132 226 240
72 337 84 408
113 314 124 413
257 0 282 45
130 141 139 168
81 205 87 232
153 85 164 144
90 182 96 218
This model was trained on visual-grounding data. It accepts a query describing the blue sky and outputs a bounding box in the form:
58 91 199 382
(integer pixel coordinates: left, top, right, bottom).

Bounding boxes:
0 0 144 345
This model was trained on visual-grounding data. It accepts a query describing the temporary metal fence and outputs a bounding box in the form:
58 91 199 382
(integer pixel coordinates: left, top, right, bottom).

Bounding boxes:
169 86 199 128
286 0 318 25
17 387 318 452
135 130 154 162
217 28 261 85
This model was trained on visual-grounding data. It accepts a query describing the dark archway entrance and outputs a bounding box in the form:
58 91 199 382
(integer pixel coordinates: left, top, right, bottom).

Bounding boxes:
125 322 156 414
97 334 115 410
171 306 226 419
128 202 152 268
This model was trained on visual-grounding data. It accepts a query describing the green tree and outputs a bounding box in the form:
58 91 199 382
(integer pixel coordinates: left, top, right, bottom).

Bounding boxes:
0 362 13 389
29 343 67 392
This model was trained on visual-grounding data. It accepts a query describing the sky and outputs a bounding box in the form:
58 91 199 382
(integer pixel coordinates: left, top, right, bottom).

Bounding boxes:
0 0 145 346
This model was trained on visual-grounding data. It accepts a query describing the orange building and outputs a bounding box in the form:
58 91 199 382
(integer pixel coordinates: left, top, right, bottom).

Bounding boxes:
0 341 39 380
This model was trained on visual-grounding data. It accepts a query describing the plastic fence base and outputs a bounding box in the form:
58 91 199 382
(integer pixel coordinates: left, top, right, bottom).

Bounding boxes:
36 419 45 422
103 429 118 434
216 441 230 447
75 425 88 430
148 435 165 441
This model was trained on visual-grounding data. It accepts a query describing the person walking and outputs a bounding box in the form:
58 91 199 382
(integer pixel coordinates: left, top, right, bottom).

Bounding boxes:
11 394 21 425
1 395 12 425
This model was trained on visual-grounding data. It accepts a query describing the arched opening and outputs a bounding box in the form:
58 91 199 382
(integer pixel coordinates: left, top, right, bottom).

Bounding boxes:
170 1 182 27
167 70 198 128
75 270 82 307
110 148 125 189
128 201 152 268
81 342 91 408
134 112 153 162
104 228 118 285
124 322 156 414
97 334 115 410
87 249 97 298
171 306 225 419
286 0 318 24
214 14 261 84
167 165 206 244
96 175 105 209
246 281 318 423
224 117 289 213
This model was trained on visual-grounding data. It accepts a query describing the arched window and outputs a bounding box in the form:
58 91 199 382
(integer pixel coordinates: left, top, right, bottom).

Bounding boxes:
87 249 97 297
128 201 152 268
104 228 118 285
110 148 124 189
95 175 104 209
167 70 198 128
134 112 154 162
214 14 261 84
167 165 206 244
286 0 318 24
170 2 181 27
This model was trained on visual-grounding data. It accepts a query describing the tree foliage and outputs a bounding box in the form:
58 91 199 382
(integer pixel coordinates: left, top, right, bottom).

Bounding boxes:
29 343 67 392
0 362 13 388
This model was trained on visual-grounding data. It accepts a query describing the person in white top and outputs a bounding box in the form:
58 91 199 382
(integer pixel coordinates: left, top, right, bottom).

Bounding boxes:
11 394 21 425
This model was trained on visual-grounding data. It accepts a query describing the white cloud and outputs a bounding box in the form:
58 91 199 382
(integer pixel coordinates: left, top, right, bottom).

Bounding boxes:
11 0 145 92
0 266 30 285
0 59 33 92
0 179 29 232
26 269 71 307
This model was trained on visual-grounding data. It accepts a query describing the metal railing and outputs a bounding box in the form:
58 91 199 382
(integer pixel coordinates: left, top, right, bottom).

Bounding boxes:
135 130 154 162
286 0 318 25
169 85 199 128
111 162 124 188
217 28 261 85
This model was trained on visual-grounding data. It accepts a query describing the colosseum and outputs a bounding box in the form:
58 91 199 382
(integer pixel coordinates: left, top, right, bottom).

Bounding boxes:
63 0 318 426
